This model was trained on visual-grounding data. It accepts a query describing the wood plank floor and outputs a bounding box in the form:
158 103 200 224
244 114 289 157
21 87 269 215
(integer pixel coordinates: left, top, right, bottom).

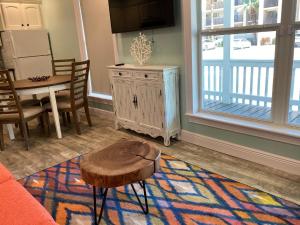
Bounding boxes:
0 113 299 204
204 100 300 124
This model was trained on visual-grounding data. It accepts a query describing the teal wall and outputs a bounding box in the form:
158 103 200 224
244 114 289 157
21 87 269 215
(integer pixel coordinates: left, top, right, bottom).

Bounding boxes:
113 0 300 160
39 0 299 160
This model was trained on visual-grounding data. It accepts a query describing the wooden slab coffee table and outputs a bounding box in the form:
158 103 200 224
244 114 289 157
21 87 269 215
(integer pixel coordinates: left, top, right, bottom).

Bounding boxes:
80 139 160 225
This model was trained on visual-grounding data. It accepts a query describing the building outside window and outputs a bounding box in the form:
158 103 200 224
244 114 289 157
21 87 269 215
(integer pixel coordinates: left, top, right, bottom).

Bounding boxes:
203 0 281 42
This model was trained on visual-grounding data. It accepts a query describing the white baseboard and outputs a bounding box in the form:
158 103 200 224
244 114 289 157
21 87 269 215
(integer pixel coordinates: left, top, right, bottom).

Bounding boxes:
181 130 300 175
79 107 115 120
80 108 300 175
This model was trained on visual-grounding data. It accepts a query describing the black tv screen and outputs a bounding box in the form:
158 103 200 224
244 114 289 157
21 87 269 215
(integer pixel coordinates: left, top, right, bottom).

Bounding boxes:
108 0 175 33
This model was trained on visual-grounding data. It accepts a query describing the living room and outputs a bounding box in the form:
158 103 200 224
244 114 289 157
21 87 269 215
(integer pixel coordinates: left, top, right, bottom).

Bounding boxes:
0 0 299 224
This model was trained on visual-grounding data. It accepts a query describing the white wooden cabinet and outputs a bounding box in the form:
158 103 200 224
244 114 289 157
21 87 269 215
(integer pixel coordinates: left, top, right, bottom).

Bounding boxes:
0 3 42 30
21 3 42 29
108 64 180 146
1 3 23 30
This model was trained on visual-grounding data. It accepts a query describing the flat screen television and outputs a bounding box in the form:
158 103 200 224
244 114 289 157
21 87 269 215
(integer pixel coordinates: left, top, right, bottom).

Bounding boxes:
108 0 175 33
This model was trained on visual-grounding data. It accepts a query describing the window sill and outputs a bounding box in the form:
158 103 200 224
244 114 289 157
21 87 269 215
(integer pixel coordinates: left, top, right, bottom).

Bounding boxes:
186 112 300 146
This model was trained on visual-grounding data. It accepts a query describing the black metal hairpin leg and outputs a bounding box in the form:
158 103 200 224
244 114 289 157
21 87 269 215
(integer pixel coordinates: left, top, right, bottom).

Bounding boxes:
93 186 97 225
92 186 108 225
130 180 149 214
92 181 148 224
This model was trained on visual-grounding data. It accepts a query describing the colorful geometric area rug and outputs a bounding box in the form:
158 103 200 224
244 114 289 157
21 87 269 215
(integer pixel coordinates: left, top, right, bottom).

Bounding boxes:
19 154 300 225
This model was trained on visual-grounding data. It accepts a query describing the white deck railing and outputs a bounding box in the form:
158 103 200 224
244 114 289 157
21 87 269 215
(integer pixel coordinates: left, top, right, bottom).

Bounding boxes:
202 60 300 112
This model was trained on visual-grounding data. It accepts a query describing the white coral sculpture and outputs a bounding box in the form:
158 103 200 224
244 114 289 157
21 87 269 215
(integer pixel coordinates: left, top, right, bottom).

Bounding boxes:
130 33 152 66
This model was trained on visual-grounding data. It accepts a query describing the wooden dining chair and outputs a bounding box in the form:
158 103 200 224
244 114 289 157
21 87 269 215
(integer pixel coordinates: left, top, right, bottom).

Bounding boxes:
0 70 47 151
53 58 76 116
52 58 76 76
7 69 41 107
42 58 76 123
45 60 92 135
41 58 75 101
5 68 42 137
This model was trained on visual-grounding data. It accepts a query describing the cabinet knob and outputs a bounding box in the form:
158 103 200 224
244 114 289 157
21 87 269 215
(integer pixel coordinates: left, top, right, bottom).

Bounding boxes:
21 24 24 26
27 24 29 26
144 74 148 78
119 72 122 76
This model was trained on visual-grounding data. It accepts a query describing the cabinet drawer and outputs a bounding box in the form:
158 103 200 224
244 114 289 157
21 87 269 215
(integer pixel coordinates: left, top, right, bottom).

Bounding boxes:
111 70 131 78
132 71 161 80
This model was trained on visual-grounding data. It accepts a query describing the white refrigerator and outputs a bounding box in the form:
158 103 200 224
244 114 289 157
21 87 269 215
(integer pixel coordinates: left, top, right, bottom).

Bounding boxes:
1 30 52 80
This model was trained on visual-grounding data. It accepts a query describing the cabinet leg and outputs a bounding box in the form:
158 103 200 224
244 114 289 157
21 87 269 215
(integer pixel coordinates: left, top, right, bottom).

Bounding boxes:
175 132 181 141
164 136 171 146
115 121 121 130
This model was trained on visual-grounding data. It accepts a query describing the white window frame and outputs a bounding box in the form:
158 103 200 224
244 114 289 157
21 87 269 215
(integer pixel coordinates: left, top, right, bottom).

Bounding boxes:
72 0 113 101
182 0 300 146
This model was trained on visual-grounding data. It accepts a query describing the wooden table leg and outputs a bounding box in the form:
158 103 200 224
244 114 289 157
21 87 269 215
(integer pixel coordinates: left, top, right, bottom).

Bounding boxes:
6 124 15 140
49 88 62 139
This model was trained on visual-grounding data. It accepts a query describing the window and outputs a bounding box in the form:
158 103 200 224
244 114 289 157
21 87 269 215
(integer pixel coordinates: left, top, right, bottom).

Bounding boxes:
264 0 278 8
203 0 281 29
288 3 300 125
289 31 300 125
201 0 279 121
183 0 300 144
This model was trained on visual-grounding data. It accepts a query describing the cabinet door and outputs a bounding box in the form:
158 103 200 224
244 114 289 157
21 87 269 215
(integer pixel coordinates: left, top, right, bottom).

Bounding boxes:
1 3 24 30
22 4 42 29
135 80 164 135
112 77 137 126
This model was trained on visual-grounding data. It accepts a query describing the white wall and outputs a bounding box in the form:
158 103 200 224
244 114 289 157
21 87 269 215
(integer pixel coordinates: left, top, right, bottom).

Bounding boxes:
41 0 81 60
80 0 115 95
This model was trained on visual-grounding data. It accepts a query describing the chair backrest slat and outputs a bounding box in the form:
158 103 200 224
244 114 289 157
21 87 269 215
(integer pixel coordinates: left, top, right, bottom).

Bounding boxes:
74 68 88 73
55 69 74 72
0 98 16 102
0 91 13 95
70 60 90 105
73 79 85 85
0 110 19 114
52 58 75 76
0 104 17 108
0 70 23 119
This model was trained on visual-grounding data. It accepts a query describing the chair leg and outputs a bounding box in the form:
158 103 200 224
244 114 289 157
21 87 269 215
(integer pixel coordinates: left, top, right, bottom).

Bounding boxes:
72 109 81 135
67 112 71 123
45 112 51 136
84 103 92 127
26 123 30 138
0 124 4 151
61 112 67 126
21 121 29 150
42 113 49 136
39 115 44 131
19 122 24 137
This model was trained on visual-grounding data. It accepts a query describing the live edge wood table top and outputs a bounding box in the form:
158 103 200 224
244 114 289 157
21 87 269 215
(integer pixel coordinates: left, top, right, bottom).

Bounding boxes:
80 139 161 188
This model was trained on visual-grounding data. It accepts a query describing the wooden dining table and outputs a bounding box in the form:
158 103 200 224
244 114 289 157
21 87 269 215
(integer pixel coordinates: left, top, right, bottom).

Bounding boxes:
6 75 71 140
